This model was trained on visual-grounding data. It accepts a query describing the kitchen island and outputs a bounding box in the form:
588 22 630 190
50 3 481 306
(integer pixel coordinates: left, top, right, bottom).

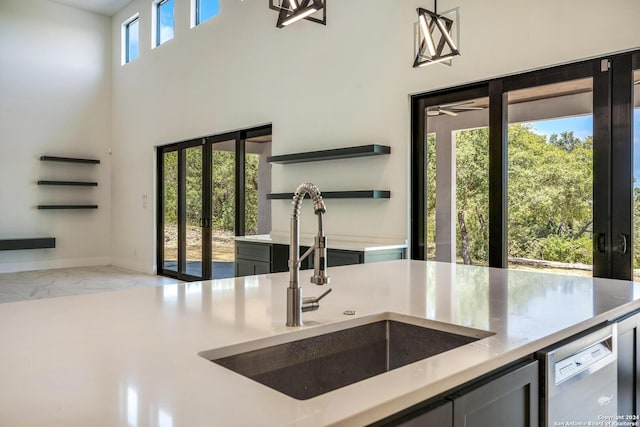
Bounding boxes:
0 260 638 426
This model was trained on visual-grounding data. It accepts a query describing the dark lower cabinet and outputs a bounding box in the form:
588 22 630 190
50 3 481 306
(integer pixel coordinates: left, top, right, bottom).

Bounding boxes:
394 400 452 426
235 259 270 277
234 241 273 277
450 361 538 427
617 310 640 416
235 240 406 277
376 360 538 427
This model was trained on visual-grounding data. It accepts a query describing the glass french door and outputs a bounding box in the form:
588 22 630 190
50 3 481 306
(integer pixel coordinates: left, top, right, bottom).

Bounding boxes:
413 50 640 280
157 125 272 282
158 140 208 282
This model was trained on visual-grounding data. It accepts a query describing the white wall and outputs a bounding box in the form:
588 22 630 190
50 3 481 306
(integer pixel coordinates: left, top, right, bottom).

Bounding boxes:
110 0 640 273
0 0 112 273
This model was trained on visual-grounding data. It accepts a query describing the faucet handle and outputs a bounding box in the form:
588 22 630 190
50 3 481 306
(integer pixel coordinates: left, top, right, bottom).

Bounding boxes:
302 288 332 312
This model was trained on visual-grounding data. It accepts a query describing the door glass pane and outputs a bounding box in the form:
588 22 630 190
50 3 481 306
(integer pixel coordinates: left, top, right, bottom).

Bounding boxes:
633 69 640 280
507 78 593 276
425 133 436 260
425 96 489 265
245 136 272 236
185 145 203 278
163 150 178 273
212 141 235 279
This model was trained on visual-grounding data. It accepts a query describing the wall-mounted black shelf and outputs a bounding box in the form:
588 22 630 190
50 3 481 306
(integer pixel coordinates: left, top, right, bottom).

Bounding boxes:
0 238 55 251
37 180 98 186
267 190 390 200
267 144 391 164
40 156 100 164
37 205 98 210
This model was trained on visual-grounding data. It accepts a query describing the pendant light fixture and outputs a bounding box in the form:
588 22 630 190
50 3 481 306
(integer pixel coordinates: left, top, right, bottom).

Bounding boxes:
413 1 460 68
270 0 326 29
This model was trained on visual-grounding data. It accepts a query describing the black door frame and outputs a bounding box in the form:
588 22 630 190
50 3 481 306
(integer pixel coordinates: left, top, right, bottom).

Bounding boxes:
156 124 272 282
411 49 639 280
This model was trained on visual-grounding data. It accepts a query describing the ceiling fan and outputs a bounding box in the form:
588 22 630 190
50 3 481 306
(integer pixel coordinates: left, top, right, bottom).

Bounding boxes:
426 101 484 117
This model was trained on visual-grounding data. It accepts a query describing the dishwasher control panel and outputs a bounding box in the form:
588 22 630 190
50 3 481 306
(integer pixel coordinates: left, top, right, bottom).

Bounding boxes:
555 342 612 384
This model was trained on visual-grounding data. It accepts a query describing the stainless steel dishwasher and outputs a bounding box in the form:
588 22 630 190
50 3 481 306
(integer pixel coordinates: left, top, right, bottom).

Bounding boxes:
536 323 618 427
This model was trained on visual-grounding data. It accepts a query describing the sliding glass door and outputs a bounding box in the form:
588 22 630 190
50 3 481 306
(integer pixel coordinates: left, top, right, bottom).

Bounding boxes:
157 125 272 282
158 140 208 282
412 49 640 280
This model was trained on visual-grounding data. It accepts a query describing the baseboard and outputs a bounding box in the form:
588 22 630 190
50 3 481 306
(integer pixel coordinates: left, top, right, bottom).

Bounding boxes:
110 257 154 275
0 257 112 274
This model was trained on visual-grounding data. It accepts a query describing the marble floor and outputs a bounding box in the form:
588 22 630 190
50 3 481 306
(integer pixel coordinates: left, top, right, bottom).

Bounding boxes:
0 266 181 304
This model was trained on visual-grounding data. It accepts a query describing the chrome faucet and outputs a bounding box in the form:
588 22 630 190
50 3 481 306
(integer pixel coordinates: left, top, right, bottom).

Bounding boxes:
287 183 332 326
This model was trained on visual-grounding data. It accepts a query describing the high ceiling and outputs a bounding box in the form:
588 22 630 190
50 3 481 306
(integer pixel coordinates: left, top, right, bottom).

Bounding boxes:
49 0 133 16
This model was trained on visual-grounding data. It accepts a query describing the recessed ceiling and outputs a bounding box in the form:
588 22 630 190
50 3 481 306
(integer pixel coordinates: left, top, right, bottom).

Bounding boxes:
49 0 133 16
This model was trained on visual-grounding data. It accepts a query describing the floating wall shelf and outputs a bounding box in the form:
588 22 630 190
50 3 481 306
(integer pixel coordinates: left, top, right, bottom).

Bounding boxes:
267 144 391 164
38 181 98 186
40 156 100 164
37 155 100 209
267 190 390 200
37 205 98 210
0 238 55 251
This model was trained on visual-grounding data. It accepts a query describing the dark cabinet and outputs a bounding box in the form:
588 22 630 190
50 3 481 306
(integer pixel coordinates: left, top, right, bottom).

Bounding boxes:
394 400 452 426
235 240 406 277
235 259 270 277
376 360 538 427
326 249 363 267
617 310 640 416
450 361 538 427
234 242 272 277
235 241 311 277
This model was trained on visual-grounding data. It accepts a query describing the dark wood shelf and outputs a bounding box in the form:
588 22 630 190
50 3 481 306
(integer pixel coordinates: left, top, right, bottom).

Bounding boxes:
38 180 98 186
40 156 100 164
37 205 98 210
267 144 390 164
0 238 55 251
267 190 390 200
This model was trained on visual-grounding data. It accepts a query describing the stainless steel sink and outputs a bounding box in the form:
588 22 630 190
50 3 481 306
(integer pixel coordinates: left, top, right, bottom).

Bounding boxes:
199 313 493 400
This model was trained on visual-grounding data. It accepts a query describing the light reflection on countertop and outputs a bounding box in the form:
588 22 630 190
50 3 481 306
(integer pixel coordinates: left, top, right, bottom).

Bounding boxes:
0 260 639 426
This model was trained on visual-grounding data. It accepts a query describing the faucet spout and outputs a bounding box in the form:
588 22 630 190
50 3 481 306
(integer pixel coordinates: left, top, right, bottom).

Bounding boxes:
286 183 331 327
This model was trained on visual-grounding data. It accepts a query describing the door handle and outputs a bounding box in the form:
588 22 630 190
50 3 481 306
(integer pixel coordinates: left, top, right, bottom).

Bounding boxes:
617 233 628 255
596 233 606 254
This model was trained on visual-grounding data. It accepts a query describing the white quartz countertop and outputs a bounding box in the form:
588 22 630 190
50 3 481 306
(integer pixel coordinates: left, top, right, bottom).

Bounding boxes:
235 233 407 252
1 260 639 426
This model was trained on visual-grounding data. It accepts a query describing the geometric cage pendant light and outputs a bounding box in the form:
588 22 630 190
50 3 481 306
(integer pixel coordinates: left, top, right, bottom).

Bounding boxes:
269 0 327 29
413 2 460 67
